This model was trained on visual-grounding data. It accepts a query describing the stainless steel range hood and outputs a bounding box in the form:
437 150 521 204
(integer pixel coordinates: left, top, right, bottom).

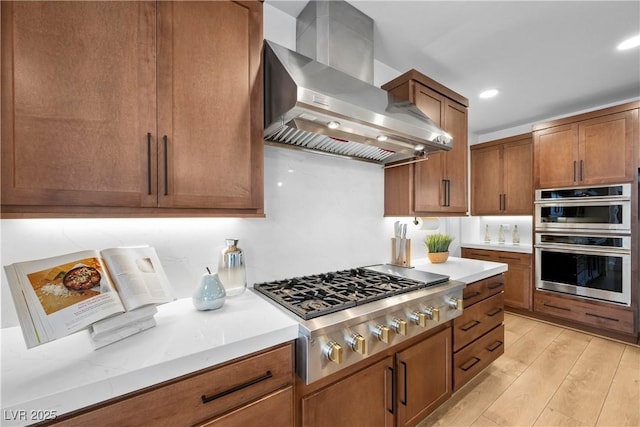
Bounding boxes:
263 39 453 165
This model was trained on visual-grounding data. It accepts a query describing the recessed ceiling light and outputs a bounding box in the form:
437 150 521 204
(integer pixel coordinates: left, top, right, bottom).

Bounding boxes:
479 89 499 99
327 121 340 129
376 134 388 142
617 34 640 50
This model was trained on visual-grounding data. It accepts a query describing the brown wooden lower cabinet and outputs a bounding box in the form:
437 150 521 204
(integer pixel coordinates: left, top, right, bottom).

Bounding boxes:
452 274 505 391
297 325 452 427
301 356 394 427
462 247 532 310
48 343 294 427
534 290 635 335
396 327 452 427
453 324 505 391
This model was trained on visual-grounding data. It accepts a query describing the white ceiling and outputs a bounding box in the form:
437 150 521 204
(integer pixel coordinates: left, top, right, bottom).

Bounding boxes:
265 0 640 137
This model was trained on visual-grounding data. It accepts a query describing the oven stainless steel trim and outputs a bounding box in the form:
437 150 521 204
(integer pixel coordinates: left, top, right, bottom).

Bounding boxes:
534 199 631 232
534 183 632 202
534 183 632 232
535 235 631 306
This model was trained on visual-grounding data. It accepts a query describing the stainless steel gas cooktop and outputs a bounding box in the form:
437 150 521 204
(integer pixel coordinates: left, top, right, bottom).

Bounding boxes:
252 264 464 384
252 265 450 320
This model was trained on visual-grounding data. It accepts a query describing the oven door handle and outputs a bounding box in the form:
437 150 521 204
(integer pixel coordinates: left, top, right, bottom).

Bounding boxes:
535 243 630 255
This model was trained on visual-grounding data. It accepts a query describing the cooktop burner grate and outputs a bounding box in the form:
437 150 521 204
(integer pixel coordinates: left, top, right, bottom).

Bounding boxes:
253 267 449 320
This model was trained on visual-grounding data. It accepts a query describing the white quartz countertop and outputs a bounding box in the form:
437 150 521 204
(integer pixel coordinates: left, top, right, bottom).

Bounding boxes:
412 256 508 284
0 291 299 426
1 257 506 425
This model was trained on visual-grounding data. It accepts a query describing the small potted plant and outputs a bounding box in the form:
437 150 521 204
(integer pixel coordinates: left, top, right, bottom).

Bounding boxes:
424 233 453 263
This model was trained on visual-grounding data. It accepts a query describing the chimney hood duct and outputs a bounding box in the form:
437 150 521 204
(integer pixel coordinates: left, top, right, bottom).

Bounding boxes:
263 39 453 165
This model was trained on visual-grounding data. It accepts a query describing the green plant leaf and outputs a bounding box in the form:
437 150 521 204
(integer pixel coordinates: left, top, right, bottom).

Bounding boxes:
424 233 453 253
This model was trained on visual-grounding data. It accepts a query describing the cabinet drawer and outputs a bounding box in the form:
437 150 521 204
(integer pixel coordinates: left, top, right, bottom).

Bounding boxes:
462 247 530 266
454 292 504 351
52 343 293 427
534 291 634 335
453 324 504 391
463 274 504 307
461 248 498 261
199 386 293 427
495 251 530 266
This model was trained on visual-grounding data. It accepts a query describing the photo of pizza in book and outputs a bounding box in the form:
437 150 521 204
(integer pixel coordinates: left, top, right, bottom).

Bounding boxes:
26 257 110 315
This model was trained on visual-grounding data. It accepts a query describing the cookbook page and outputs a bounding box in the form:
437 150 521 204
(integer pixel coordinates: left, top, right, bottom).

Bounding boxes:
100 246 174 311
5 250 125 348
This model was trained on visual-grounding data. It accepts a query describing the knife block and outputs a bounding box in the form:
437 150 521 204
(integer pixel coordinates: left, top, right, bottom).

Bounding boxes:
391 238 411 267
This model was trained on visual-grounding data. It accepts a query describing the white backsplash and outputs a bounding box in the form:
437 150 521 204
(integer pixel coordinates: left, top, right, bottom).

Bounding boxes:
1 147 455 328
460 216 534 246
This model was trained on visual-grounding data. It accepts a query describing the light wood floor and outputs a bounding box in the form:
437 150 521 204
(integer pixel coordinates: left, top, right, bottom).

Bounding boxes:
419 313 640 427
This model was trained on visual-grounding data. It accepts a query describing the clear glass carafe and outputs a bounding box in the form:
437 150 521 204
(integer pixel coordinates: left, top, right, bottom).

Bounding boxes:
218 239 246 296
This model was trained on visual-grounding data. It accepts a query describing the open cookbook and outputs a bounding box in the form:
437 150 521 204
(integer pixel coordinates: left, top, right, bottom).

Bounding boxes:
4 246 174 348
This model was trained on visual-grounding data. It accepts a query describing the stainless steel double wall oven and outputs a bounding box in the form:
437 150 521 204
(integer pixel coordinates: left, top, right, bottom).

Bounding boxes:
534 184 632 305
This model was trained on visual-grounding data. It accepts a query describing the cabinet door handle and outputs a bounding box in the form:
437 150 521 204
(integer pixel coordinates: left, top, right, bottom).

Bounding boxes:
201 370 273 404
460 357 481 372
487 307 503 317
441 179 447 207
446 179 451 207
573 160 577 182
502 193 507 211
543 303 571 312
460 320 481 332
498 255 521 261
400 360 408 406
163 135 169 196
146 132 152 195
579 160 584 181
386 366 395 414
487 340 504 352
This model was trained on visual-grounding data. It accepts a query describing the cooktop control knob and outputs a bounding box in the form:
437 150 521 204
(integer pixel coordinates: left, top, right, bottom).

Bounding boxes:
348 333 366 355
423 306 440 321
373 324 391 343
391 318 408 336
409 311 427 327
324 341 343 364
447 297 463 311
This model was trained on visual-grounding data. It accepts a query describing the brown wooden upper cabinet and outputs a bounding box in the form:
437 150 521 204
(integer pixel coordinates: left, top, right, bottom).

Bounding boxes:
533 102 638 189
1 1 263 217
382 70 469 216
470 134 533 215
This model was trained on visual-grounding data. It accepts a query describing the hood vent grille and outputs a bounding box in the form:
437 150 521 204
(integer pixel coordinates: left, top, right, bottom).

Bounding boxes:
266 124 396 163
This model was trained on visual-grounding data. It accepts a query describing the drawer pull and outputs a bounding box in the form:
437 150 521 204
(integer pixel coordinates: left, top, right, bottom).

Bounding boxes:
586 312 619 322
201 370 273 404
487 340 504 352
472 253 491 258
488 282 504 290
487 307 503 317
460 357 481 372
543 303 571 312
464 291 481 300
498 256 521 261
460 320 481 332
